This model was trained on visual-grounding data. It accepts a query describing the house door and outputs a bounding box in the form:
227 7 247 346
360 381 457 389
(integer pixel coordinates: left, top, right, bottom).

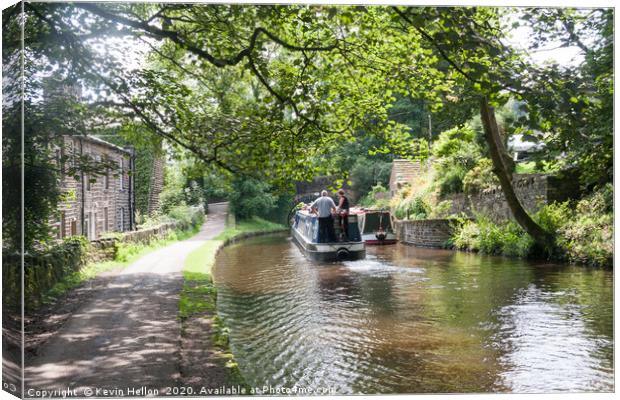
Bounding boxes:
85 212 96 240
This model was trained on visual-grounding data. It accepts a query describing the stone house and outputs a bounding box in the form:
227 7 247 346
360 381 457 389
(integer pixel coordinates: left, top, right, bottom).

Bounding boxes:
388 159 421 197
52 135 135 240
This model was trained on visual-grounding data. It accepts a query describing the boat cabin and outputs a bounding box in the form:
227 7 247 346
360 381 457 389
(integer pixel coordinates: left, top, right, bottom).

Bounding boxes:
291 209 365 261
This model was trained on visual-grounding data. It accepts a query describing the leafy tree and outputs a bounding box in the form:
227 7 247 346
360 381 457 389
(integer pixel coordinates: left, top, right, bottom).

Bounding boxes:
513 8 613 187
349 158 392 198
228 177 278 220
16 3 612 250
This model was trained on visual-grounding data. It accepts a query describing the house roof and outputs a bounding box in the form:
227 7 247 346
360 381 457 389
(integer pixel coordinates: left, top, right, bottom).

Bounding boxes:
390 159 420 185
507 133 546 153
69 135 132 155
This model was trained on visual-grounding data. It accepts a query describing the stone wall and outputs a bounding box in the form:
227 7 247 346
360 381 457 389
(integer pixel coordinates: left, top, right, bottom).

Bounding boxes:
294 175 355 202
394 219 455 248
89 220 189 261
147 153 165 216
441 172 580 222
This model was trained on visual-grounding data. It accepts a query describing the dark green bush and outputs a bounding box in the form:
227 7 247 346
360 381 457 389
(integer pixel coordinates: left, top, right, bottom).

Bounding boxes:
228 177 277 220
349 158 392 198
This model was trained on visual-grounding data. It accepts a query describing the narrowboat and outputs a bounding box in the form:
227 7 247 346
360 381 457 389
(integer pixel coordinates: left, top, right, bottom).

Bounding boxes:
291 209 365 262
354 208 398 245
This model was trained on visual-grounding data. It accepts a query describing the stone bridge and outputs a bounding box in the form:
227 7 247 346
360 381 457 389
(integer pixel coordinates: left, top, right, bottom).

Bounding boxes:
294 175 355 205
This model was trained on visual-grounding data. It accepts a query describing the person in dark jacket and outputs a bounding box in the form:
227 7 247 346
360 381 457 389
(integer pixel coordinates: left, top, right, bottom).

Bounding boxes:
336 189 350 241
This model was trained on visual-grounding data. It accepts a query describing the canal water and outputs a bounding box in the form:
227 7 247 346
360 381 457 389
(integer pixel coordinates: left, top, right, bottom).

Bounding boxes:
212 233 613 394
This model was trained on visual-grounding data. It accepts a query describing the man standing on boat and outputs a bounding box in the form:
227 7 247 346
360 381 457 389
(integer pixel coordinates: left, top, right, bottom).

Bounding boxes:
311 190 337 243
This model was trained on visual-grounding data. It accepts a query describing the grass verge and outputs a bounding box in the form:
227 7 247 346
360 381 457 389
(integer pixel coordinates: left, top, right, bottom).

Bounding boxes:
179 216 286 388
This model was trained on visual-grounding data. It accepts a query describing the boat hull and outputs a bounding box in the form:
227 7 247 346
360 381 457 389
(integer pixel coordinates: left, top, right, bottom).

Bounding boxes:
361 233 397 245
291 226 365 262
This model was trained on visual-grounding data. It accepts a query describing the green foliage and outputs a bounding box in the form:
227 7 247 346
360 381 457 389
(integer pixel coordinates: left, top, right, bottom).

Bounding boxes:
451 185 613 266
462 158 499 194
516 8 613 187
11 3 612 252
438 166 466 196
160 163 187 214
228 177 278 220
359 183 390 208
452 216 534 258
349 158 392 198
432 124 484 196
555 184 613 267
429 200 453 219
394 196 430 221
432 124 477 157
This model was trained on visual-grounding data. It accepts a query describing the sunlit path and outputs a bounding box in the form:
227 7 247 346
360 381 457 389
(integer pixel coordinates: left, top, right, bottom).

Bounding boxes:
24 204 228 395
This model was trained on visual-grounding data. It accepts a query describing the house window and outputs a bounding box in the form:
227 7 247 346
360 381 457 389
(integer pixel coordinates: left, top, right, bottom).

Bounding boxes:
86 153 92 191
85 212 97 240
71 220 77 236
104 157 110 190
84 214 90 240
59 145 66 175
60 212 66 238
93 212 97 239
103 208 108 232
55 148 62 171
120 207 125 231
119 159 124 190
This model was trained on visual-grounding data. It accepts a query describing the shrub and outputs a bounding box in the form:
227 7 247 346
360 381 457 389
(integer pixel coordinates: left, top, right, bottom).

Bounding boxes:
429 200 453 219
438 166 466 196
394 195 430 220
432 124 477 157
451 216 533 257
463 158 499 194
500 222 534 258
160 164 187 214
555 184 613 267
452 219 481 251
359 183 390 208
432 123 485 197
534 201 572 235
449 185 613 267
167 204 204 228
350 158 392 197
228 177 277 220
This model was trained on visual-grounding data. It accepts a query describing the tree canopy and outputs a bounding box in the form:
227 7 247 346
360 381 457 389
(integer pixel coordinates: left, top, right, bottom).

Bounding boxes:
3 2 613 248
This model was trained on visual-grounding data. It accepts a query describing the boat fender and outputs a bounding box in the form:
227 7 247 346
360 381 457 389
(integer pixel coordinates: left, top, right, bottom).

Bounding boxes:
336 248 350 261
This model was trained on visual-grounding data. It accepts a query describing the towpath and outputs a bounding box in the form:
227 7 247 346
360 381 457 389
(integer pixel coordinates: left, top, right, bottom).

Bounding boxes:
24 203 228 396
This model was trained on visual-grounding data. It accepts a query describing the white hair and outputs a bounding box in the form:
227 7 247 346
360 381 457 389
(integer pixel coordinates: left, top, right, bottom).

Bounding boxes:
321 190 328 196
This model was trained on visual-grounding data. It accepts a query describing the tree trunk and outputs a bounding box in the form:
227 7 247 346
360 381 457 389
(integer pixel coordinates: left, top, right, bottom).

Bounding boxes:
479 96 553 248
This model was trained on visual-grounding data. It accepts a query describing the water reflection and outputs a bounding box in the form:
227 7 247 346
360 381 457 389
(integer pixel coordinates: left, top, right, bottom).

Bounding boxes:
213 233 613 394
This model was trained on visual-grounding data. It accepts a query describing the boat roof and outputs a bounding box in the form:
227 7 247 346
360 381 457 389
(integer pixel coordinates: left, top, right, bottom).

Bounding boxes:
350 207 390 214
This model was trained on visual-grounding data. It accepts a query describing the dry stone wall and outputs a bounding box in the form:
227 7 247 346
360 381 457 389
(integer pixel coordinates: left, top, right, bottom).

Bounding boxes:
442 172 580 222
392 172 579 248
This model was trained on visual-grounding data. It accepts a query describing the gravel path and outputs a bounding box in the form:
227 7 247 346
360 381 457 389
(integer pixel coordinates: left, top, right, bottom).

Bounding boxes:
24 203 228 396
